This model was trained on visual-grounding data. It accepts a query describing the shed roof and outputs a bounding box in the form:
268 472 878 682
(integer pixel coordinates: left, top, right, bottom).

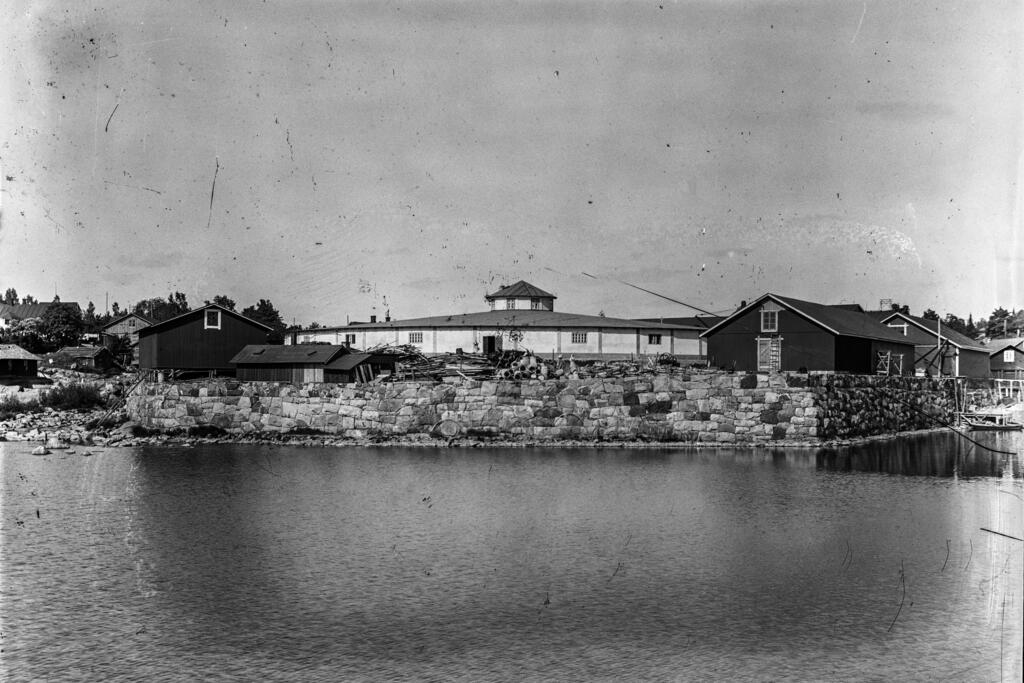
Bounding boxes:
700 294 916 345
636 316 723 329
58 346 109 358
307 309 701 333
988 339 1024 357
0 344 42 361
325 352 373 371
138 304 274 336
877 312 989 351
484 280 556 301
230 344 348 365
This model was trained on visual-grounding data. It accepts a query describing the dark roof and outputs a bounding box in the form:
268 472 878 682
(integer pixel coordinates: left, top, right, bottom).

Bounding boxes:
484 281 556 301
100 312 153 330
301 309 700 333
138 304 274 336
325 352 373 371
58 346 109 358
230 344 348 365
0 302 81 321
701 294 915 345
878 313 988 351
636 316 723 329
829 303 866 312
987 338 1024 356
0 344 41 361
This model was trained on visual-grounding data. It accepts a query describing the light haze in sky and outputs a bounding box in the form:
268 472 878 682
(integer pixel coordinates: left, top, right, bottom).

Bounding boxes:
1 1 1020 326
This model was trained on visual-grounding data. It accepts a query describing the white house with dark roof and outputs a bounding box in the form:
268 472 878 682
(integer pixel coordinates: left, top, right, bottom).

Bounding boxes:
289 281 705 361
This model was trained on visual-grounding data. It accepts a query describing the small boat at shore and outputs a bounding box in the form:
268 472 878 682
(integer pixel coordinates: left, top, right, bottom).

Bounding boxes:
959 412 1023 432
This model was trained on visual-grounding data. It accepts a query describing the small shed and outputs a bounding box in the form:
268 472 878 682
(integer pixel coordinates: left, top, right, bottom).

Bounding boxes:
990 341 1024 379
701 294 916 375
57 346 117 372
0 344 41 378
875 312 991 378
138 304 274 375
230 345 392 383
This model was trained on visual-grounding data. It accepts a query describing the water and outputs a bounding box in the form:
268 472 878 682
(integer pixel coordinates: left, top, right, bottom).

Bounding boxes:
2 432 1022 682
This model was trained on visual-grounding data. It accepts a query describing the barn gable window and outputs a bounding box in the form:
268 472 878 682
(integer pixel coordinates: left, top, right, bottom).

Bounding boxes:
760 302 780 333
1005 349 1015 363
204 310 221 330
409 332 423 344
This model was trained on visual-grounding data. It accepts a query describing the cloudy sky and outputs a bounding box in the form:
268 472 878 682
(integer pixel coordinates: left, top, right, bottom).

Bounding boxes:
1 1 1020 325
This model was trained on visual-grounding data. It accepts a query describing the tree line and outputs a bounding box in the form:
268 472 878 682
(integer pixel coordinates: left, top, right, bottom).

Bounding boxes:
1 287 291 353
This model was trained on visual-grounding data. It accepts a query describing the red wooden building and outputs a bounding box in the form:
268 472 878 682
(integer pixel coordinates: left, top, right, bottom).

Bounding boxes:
138 304 274 376
701 294 916 375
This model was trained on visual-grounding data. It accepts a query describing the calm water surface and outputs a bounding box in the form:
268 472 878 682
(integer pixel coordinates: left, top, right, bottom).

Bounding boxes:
2 432 1022 682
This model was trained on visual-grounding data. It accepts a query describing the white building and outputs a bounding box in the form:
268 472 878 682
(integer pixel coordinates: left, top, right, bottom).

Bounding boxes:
289 281 706 361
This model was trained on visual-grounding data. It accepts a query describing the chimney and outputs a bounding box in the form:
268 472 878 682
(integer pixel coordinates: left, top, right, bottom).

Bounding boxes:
370 315 377 323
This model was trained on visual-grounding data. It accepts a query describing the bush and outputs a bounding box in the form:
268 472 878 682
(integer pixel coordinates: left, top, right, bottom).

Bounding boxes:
39 383 106 411
0 393 41 418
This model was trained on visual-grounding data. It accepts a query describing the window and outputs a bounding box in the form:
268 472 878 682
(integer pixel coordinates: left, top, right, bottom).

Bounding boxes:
204 310 221 329
127 318 136 328
506 299 515 310
344 334 356 344
887 323 908 336
1005 349 1015 363
571 332 587 344
409 332 423 344
531 298 541 310
648 334 662 345
760 302 780 333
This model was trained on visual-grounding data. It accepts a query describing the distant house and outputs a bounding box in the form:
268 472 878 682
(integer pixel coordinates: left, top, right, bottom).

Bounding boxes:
701 294 916 375
873 312 990 377
989 340 1024 380
100 313 152 365
0 302 82 329
57 346 117 372
288 281 705 362
138 304 274 376
230 344 394 383
0 344 41 378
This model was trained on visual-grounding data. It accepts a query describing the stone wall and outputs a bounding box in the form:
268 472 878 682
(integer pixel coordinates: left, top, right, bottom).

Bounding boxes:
126 371 957 444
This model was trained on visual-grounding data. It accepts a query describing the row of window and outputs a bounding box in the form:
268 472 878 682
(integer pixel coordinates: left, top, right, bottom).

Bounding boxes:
401 331 663 345
495 298 545 310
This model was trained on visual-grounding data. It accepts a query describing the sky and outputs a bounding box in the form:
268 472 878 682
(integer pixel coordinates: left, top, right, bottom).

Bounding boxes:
1 0 1020 326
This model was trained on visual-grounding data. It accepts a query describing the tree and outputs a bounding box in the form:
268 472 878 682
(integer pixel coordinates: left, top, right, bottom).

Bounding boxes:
206 294 236 311
83 301 99 332
21 294 37 305
965 314 977 337
111 302 122 318
942 313 968 336
987 307 1011 337
3 317 46 352
133 292 190 323
922 309 939 321
308 321 322 329
3 288 17 305
242 299 286 343
889 303 910 314
41 302 84 349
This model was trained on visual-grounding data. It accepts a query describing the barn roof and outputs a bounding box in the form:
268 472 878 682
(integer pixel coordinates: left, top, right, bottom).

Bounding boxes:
324 352 373 371
310 309 700 332
636 316 723 329
877 312 989 351
0 344 42 361
484 280 556 300
0 302 81 321
701 294 916 345
230 344 349 365
988 339 1024 357
138 304 274 336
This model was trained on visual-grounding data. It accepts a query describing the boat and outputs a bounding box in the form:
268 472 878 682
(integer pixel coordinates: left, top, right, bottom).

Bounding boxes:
959 411 1024 432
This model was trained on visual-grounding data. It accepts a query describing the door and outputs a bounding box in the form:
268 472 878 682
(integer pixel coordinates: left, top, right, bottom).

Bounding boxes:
757 337 781 372
482 335 499 354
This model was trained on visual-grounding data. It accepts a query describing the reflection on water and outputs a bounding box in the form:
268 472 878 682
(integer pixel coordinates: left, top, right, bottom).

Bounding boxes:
2 432 1021 682
816 430 1023 478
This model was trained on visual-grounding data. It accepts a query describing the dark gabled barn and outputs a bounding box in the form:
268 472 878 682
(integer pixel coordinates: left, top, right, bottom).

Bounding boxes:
231 344 393 383
138 304 273 375
701 294 916 375
57 346 117 372
990 341 1024 379
0 344 41 379
875 312 990 378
